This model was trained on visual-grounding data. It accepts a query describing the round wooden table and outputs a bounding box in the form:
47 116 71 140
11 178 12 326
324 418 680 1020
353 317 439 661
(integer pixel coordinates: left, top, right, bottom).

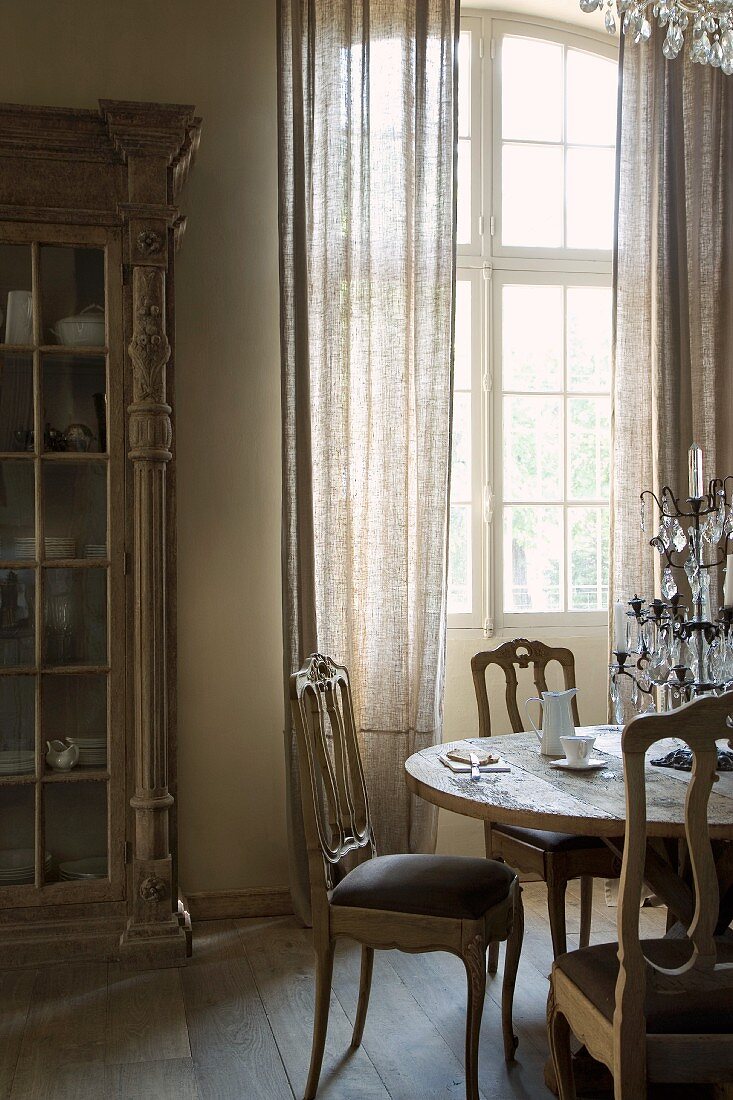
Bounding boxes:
405 725 733 840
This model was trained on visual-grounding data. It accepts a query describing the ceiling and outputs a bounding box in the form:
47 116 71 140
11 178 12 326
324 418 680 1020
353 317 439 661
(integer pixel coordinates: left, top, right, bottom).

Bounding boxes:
466 1 608 32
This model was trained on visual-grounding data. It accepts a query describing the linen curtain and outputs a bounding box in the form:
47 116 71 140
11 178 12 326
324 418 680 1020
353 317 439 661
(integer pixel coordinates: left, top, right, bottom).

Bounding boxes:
611 37 733 626
278 0 459 922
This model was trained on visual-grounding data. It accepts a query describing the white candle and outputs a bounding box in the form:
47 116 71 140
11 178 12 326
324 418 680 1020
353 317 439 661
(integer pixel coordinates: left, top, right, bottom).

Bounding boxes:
688 443 704 498
724 555 733 608
613 600 627 654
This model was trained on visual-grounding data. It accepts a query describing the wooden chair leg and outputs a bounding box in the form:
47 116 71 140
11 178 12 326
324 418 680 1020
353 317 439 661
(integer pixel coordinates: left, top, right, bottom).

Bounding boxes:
579 876 593 949
463 935 487 1100
350 945 374 1050
502 885 523 1062
547 982 576 1100
304 938 335 1100
483 824 502 976
547 879 568 959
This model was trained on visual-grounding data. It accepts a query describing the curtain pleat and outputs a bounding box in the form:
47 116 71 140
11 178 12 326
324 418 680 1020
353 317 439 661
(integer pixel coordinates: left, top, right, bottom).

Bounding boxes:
278 0 459 924
611 38 733 667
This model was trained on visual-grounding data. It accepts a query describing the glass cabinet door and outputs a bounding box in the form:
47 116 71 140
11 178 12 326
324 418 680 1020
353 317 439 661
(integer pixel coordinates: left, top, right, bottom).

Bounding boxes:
0 232 121 898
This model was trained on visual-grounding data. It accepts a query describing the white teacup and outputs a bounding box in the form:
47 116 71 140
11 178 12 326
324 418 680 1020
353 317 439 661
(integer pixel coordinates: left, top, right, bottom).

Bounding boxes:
560 734 596 768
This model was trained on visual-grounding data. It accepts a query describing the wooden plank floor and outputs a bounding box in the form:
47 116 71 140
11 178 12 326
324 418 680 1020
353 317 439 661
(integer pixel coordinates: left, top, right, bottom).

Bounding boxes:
0 881 717 1100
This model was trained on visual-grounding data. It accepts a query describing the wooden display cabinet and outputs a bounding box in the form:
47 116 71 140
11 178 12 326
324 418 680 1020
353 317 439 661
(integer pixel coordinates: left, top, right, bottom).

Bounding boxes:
0 100 200 968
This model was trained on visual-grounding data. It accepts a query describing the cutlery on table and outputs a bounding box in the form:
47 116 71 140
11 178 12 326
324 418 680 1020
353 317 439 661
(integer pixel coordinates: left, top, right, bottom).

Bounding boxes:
469 751 481 781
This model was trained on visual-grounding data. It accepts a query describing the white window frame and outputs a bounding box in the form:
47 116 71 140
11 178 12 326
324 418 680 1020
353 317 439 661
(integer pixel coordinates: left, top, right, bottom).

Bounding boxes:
449 11 618 636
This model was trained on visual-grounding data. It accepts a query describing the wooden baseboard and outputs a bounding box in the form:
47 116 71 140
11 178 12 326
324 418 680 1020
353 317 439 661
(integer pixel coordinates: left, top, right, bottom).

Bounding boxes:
185 887 293 922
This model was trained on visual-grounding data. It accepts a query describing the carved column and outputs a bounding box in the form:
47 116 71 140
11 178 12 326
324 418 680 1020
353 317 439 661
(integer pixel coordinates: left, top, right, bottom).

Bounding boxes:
121 264 185 960
102 102 200 966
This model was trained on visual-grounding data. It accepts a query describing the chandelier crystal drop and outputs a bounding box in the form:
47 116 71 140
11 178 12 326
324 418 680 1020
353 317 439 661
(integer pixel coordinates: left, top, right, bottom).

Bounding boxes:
579 1 733 73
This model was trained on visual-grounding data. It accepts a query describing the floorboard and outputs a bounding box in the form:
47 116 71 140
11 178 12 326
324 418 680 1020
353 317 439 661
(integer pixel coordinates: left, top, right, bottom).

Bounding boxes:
237 916 390 1100
0 971 35 1100
106 964 190 1065
182 928 292 1100
10 963 108 1099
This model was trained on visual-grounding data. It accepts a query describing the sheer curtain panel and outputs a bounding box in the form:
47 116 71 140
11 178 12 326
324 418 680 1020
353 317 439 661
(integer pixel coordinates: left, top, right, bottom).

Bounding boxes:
612 39 733 631
278 0 459 923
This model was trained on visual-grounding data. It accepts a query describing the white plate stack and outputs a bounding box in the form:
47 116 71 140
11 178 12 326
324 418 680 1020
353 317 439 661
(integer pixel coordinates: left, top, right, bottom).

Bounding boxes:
0 849 51 886
59 857 107 881
45 537 76 560
70 737 107 769
12 537 35 561
83 544 106 559
0 750 35 776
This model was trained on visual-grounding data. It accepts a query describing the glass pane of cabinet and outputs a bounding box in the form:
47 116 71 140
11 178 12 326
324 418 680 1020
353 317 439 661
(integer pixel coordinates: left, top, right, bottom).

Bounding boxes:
43 462 107 557
0 245 33 345
42 356 106 453
0 786 36 884
0 568 35 667
0 353 34 450
40 246 105 348
0 462 35 558
43 568 106 667
44 781 108 882
43 673 107 772
0 675 35 771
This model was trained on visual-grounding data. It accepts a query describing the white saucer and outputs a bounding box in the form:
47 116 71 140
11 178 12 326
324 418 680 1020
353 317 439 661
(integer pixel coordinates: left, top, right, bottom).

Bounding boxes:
549 757 607 772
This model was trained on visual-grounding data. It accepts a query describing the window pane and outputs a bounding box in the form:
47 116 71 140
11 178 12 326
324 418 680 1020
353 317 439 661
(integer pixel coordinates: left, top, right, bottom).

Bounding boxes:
503 395 563 502
455 280 472 390
448 504 472 614
566 146 615 250
567 287 612 391
451 393 472 501
504 505 563 612
567 50 618 146
457 138 472 245
503 285 563 391
568 397 611 500
568 506 609 610
502 37 563 142
502 145 563 247
459 32 471 138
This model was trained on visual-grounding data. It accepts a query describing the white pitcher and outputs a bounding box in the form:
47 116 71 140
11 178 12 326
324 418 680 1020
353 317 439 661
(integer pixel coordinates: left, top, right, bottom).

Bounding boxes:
524 688 577 757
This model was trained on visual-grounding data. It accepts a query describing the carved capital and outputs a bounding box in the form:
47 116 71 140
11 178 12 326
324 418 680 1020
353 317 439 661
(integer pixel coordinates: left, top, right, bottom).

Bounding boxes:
129 267 170 404
129 404 172 462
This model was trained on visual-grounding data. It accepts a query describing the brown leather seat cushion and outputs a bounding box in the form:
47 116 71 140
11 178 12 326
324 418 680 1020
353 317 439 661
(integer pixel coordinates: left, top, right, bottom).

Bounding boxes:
556 939 733 1034
330 854 516 920
492 822 608 852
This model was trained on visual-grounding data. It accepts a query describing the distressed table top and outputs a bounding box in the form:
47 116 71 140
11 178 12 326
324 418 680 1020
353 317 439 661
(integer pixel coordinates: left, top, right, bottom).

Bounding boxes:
405 726 733 839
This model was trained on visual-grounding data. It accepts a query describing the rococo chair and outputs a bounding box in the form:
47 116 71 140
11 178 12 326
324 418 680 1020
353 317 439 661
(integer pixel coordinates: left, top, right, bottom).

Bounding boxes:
290 653 525 1100
472 639 620 966
547 692 733 1098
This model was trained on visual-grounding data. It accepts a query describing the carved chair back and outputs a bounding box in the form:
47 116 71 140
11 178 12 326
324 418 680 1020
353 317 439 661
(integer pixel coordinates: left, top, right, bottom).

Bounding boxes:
471 638 580 738
290 654 376 913
616 692 733 1041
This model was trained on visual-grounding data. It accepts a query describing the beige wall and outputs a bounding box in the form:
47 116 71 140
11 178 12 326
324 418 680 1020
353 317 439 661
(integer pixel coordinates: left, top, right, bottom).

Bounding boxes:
3 1 609 896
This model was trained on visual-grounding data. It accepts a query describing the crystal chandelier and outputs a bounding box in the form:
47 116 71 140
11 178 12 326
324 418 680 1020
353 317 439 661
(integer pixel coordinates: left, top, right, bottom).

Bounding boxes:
579 1 733 72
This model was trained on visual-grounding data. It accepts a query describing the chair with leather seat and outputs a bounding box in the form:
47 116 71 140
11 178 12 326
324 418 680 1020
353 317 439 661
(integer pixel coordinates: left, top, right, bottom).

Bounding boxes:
290 652 524 1100
547 690 733 1098
472 639 620 965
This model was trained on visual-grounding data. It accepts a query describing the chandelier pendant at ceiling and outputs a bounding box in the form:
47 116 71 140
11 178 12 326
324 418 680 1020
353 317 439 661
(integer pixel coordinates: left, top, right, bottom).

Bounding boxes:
579 0 733 72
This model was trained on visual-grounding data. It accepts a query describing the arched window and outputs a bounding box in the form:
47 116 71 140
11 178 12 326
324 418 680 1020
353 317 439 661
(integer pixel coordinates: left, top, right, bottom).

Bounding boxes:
450 13 618 633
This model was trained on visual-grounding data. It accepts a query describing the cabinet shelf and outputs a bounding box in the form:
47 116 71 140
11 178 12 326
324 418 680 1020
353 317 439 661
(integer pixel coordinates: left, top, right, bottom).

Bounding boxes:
42 770 108 783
